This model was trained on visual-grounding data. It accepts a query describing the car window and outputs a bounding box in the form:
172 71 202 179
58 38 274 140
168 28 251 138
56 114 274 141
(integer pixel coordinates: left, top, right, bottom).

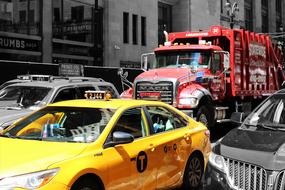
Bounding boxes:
77 86 96 99
53 88 77 103
5 106 115 143
146 106 188 134
97 85 118 98
111 107 146 139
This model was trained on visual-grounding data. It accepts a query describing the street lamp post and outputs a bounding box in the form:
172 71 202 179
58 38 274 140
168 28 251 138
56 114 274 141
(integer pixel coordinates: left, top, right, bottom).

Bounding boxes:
225 0 239 29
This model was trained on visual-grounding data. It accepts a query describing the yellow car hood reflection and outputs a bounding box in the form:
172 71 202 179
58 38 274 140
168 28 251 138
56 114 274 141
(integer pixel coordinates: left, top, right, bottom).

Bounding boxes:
0 137 88 178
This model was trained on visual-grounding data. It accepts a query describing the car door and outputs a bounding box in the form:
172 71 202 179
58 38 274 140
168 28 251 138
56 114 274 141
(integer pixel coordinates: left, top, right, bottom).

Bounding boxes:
145 106 192 189
102 107 158 190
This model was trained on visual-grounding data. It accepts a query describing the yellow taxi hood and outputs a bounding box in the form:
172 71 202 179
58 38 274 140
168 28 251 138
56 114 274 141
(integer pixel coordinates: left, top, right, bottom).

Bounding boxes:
0 137 88 179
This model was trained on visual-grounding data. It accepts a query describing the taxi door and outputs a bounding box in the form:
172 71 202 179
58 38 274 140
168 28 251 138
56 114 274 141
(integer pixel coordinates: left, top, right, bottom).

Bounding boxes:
102 107 158 190
145 106 192 189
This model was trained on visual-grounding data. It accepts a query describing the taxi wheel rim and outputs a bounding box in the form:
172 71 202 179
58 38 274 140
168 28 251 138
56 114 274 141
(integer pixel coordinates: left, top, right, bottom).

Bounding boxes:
188 157 202 187
199 114 208 126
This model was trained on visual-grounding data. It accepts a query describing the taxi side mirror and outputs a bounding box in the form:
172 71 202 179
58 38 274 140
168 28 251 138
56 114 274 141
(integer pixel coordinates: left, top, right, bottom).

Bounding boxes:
104 131 134 148
113 131 134 144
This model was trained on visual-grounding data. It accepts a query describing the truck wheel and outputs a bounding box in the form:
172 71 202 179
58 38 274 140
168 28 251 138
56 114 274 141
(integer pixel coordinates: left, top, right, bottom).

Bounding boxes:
197 105 215 128
182 154 204 190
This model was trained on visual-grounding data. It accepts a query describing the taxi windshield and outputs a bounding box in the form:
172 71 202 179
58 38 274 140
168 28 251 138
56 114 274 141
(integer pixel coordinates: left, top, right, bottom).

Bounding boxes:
0 86 51 110
3 106 116 143
244 94 285 130
154 51 210 69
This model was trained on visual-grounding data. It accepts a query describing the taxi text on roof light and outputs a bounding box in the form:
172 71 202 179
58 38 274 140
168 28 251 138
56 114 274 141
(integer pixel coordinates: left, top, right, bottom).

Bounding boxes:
84 90 112 101
17 75 52 81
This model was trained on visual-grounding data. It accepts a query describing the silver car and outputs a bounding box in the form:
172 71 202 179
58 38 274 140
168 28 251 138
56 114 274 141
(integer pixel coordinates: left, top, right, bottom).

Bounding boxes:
0 76 119 129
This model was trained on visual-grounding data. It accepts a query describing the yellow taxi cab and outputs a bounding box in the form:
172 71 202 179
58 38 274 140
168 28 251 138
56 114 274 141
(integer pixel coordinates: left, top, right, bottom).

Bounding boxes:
0 91 211 190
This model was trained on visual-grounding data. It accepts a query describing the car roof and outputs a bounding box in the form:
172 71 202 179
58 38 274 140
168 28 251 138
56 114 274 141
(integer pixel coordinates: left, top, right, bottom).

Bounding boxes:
5 77 114 89
49 99 170 110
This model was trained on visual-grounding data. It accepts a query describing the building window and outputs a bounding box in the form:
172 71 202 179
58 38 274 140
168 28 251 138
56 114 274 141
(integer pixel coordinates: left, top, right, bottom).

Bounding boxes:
19 11 27 23
52 0 103 66
132 14 138 45
244 0 253 31
0 0 40 35
158 2 172 45
123 12 129 44
221 0 223 14
71 6 84 22
261 0 268 33
141 16 146 46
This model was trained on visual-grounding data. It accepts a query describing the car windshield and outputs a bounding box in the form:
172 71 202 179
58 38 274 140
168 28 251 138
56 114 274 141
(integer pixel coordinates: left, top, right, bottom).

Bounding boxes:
0 86 52 110
3 106 116 143
154 51 210 69
244 94 285 129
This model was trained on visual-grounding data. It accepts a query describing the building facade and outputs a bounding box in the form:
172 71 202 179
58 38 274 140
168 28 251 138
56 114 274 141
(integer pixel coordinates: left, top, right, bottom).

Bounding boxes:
0 0 284 68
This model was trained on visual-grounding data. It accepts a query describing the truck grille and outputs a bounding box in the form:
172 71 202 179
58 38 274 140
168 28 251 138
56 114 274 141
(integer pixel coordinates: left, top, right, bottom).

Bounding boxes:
135 81 173 104
224 157 267 190
275 171 285 190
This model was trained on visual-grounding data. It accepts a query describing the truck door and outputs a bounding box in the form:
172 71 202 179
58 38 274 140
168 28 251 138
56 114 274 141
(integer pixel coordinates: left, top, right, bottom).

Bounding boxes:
210 52 226 99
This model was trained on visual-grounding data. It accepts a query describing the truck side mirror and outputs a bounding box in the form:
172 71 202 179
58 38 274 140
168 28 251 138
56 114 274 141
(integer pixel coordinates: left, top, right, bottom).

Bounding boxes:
223 52 230 71
230 112 244 124
140 52 155 71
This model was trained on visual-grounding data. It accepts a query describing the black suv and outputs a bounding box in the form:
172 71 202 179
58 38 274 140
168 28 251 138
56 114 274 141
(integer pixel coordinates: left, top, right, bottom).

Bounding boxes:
0 75 119 129
204 89 285 190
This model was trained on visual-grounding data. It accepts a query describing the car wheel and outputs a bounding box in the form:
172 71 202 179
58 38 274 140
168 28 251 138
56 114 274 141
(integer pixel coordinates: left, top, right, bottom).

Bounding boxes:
71 178 101 190
197 105 215 129
182 154 204 190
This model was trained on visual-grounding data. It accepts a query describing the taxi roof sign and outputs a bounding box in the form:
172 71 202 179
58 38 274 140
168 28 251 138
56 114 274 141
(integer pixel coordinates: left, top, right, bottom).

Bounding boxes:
84 90 112 101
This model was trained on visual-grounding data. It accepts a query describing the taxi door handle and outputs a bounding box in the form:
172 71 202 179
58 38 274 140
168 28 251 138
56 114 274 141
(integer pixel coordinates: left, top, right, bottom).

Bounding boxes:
184 133 191 141
148 143 156 152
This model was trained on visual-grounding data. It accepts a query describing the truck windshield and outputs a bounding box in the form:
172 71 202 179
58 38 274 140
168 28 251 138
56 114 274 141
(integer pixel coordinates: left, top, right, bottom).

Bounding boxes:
154 51 211 69
0 86 52 110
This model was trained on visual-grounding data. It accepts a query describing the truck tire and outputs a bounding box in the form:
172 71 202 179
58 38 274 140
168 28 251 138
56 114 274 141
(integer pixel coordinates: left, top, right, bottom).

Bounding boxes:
197 105 215 129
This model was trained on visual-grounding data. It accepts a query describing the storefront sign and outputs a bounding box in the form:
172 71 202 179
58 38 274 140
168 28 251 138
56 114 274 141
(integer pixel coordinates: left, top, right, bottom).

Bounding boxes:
53 21 92 35
59 63 84 76
0 36 41 51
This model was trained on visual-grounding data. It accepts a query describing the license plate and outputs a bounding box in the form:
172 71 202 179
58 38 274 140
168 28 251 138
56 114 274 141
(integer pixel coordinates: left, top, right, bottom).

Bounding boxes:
139 92 161 100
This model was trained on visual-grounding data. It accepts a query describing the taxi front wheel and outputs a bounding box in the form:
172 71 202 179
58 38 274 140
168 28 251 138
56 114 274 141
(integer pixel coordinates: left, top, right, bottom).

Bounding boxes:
71 177 101 190
182 154 204 190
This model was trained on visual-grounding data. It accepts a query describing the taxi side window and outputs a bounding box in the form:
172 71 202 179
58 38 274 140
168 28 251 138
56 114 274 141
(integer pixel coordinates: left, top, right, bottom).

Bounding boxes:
112 108 146 139
146 106 188 134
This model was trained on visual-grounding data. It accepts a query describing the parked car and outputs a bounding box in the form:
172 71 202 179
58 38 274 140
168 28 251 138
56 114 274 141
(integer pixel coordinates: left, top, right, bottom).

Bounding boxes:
0 76 119 129
0 91 211 190
204 89 285 190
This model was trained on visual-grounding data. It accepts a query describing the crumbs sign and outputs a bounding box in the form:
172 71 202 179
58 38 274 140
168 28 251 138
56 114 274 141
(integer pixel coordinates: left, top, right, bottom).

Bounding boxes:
0 36 41 51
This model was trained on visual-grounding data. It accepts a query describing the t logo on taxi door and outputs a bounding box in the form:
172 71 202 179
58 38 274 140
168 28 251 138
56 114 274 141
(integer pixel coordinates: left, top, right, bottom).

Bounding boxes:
136 151 148 173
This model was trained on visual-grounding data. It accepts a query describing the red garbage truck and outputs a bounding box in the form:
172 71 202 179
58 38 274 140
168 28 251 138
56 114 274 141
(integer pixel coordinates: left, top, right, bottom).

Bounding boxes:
121 26 285 128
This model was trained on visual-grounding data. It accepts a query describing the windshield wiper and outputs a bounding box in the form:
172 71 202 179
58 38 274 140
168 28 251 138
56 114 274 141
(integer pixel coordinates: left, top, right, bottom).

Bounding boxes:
256 123 278 131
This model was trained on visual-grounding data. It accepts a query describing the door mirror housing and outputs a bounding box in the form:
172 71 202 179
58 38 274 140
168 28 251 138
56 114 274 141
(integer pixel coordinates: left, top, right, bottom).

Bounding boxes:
230 112 245 124
104 131 134 148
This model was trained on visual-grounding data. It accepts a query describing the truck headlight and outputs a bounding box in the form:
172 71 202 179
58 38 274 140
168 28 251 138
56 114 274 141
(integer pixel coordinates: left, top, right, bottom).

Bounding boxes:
179 97 199 107
0 168 59 189
209 152 226 173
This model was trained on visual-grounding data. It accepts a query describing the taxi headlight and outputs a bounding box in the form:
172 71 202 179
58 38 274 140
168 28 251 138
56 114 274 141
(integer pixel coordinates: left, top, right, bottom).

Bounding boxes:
0 168 59 189
209 152 226 173
277 143 285 157
179 97 199 107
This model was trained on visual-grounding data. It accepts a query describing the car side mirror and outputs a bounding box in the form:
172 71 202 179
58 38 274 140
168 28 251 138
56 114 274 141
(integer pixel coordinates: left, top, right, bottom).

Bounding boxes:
104 131 134 148
230 112 245 124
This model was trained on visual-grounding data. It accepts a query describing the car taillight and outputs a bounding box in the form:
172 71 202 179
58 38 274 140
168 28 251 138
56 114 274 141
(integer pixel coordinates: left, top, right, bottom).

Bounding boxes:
204 130 210 138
